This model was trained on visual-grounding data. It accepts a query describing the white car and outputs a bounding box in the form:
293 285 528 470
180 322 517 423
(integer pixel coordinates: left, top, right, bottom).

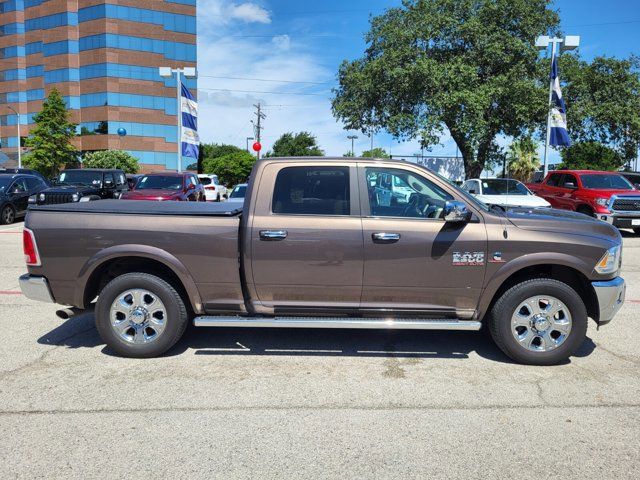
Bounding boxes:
462 178 551 209
226 183 247 206
197 174 227 202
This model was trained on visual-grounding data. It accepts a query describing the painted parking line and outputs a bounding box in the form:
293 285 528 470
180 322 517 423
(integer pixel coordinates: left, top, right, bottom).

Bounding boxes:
0 291 22 295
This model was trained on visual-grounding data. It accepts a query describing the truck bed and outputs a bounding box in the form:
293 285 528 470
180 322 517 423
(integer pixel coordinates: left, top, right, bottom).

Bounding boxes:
30 200 243 217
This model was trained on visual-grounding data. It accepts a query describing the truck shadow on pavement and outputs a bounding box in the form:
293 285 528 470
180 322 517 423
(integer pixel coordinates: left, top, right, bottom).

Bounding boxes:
37 310 597 365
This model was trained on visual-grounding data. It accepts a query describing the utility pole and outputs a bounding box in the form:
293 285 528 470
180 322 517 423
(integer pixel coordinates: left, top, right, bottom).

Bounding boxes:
347 135 358 156
7 106 21 168
252 103 266 159
370 130 374 157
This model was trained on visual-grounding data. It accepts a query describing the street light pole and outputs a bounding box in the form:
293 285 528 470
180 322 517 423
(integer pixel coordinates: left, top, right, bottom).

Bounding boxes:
7 106 21 168
535 35 580 178
347 135 358 156
246 137 254 152
159 67 197 173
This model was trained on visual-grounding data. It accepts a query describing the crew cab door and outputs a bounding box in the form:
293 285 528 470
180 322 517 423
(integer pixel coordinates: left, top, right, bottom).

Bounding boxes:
358 164 487 318
249 162 363 313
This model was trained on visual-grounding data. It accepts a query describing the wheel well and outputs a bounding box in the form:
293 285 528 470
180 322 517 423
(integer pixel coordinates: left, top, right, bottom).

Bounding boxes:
487 264 598 321
84 256 192 311
576 205 594 215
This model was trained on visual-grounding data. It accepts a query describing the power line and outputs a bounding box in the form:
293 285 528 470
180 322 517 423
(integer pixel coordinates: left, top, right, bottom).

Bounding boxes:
198 87 331 97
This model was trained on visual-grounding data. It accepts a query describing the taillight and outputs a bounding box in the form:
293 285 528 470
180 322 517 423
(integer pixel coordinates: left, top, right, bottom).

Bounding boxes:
205 186 216 191
23 228 41 266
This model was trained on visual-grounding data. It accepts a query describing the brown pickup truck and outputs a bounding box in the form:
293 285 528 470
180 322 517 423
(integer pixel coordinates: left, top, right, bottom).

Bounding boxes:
20 158 626 365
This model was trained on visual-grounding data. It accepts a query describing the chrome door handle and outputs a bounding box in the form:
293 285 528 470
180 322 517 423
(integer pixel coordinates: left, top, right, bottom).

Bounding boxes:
260 230 288 241
372 232 401 244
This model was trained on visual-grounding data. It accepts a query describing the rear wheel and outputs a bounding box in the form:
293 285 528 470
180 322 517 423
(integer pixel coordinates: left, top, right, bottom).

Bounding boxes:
489 278 587 365
95 273 189 358
1 204 15 225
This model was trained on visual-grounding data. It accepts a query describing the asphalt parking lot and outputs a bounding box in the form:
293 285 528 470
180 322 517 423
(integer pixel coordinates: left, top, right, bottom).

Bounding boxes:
1 221 639 479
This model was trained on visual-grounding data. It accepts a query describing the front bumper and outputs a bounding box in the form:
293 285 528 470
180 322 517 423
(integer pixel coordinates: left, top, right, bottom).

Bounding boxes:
592 277 626 325
597 213 640 229
19 274 55 303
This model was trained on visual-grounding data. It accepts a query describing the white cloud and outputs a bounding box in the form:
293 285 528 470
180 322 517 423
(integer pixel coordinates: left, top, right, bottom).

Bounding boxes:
228 3 271 24
271 34 290 51
198 0 271 28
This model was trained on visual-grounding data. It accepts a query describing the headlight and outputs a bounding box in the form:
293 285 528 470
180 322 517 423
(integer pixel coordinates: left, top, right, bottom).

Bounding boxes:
39 193 45 201
72 193 80 202
595 245 622 274
595 198 609 207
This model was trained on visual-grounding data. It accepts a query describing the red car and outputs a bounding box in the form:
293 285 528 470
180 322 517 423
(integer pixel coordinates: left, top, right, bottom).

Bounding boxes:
528 170 640 233
120 172 205 202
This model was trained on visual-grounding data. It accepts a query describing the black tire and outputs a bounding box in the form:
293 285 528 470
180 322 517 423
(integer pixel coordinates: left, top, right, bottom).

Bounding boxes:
576 206 594 217
215 194 221 202
1 204 15 225
95 273 189 358
488 278 588 366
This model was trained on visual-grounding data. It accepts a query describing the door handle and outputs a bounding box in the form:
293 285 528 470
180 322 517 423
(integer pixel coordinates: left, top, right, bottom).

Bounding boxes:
260 230 288 241
372 232 401 244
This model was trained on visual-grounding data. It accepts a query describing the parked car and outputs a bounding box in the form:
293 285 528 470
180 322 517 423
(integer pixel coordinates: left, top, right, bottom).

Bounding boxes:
461 178 551 209
620 171 640 189
197 174 227 202
528 170 640 233
226 183 247 206
0 173 49 224
34 169 129 205
21 157 625 365
0 168 50 186
121 172 205 202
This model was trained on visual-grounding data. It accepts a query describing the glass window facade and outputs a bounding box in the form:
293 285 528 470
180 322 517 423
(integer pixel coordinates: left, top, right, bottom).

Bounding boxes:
78 4 196 34
79 34 196 61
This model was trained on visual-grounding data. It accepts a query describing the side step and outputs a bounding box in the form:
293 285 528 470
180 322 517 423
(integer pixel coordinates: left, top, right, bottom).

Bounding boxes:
193 316 482 331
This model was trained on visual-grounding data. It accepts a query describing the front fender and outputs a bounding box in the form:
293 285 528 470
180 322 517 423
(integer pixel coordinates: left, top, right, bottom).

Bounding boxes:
75 244 203 313
477 252 593 319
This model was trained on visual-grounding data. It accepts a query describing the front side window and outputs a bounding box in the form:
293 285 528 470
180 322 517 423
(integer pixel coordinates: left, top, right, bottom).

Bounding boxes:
366 167 453 219
272 166 350 215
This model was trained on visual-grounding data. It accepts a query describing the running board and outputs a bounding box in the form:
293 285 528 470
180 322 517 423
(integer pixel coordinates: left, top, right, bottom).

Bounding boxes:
193 316 482 331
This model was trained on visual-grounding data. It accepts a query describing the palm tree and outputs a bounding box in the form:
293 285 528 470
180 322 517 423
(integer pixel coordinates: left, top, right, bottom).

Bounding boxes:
507 137 539 182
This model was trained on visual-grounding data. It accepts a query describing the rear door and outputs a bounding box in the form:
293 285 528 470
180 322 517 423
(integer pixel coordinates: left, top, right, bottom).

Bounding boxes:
358 163 487 318
250 162 363 313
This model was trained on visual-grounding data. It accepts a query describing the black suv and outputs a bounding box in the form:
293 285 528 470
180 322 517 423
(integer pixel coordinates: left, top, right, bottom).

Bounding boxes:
35 169 129 205
0 173 49 224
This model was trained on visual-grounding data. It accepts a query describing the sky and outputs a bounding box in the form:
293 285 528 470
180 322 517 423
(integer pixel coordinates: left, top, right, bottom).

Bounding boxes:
195 0 640 167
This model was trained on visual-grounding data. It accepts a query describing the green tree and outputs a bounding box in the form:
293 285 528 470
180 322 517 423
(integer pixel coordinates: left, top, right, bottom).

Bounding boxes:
203 150 256 186
331 0 559 178
82 150 139 174
361 147 390 158
266 132 324 157
560 55 640 163
507 137 539 182
201 143 245 160
24 88 79 177
559 141 623 171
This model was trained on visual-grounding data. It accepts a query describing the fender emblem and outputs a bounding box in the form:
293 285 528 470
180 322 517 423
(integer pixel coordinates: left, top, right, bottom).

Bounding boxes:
489 252 506 263
453 251 485 266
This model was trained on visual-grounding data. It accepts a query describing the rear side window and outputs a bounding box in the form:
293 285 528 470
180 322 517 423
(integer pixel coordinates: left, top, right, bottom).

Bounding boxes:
272 166 350 215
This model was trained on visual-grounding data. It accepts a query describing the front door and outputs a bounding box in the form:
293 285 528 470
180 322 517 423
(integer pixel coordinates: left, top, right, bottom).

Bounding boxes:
250 163 363 313
8 178 30 217
359 164 487 318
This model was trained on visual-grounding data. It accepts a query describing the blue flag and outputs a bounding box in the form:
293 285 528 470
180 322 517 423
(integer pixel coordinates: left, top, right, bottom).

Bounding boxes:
549 57 571 146
181 84 199 159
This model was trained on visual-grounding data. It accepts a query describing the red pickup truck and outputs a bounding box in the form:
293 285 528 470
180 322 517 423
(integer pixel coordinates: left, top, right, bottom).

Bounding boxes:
528 170 640 233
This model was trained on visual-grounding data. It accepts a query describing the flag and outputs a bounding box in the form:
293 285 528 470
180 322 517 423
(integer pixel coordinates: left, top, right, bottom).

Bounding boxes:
549 57 571 146
181 84 199 159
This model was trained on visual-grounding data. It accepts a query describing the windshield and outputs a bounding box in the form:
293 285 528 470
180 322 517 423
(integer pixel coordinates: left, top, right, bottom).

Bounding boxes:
482 179 530 195
581 174 634 190
58 171 102 186
136 175 183 190
0 177 12 192
230 185 247 198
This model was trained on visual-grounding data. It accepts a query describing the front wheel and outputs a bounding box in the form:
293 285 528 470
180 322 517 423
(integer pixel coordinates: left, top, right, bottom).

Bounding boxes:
95 273 189 358
488 278 587 365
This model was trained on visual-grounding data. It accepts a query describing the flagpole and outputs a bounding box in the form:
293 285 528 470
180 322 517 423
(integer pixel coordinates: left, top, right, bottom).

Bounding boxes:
176 70 183 173
542 40 557 179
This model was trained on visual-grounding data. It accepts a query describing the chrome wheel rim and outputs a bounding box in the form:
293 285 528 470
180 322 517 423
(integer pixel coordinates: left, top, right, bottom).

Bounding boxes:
511 295 572 352
2 207 14 224
110 289 167 344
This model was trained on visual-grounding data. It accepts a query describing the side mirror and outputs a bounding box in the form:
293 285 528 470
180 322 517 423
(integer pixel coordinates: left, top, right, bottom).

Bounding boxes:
634 183 640 190
444 200 472 223
563 182 576 189
104 180 114 188
468 189 477 194
187 183 196 190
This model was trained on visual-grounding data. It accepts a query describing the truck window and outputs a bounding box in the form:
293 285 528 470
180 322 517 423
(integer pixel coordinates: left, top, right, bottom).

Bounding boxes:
272 166 350 216
546 173 563 187
366 167 452 218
